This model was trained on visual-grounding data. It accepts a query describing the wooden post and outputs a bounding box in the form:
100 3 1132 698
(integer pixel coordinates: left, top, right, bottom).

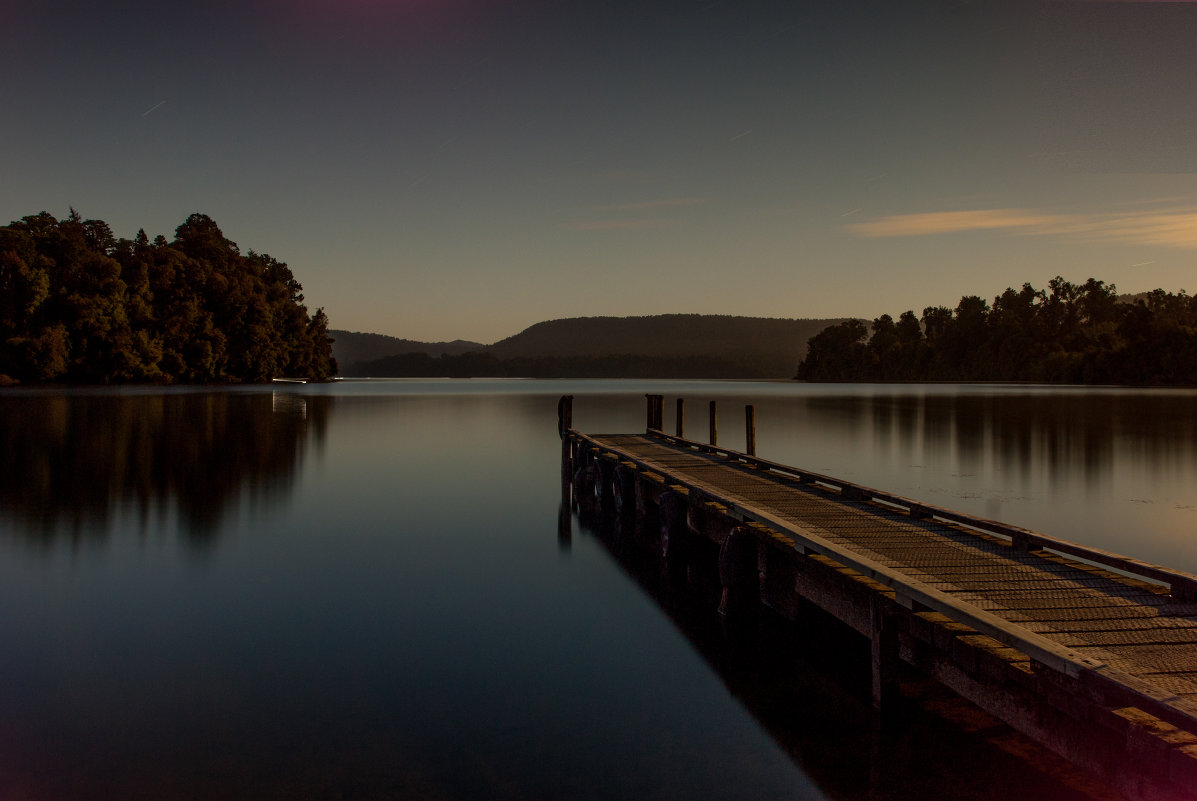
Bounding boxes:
676 397 685 438
745 404 756 456
709 400 717 446
643 394 664 431
558 480 572 551
557 395 573 439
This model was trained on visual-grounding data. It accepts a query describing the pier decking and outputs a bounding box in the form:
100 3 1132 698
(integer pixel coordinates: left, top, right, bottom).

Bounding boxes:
560 395 1197 801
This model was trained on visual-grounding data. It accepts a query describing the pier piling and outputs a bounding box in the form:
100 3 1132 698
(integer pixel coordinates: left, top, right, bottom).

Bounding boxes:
709 400 717 446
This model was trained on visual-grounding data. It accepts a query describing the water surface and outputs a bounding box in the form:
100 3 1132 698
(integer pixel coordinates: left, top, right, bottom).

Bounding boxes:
2 380 1192 800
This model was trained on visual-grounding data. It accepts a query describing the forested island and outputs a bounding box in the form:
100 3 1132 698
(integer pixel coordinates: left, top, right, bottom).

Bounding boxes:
797 277 1197 385
0 210 336 384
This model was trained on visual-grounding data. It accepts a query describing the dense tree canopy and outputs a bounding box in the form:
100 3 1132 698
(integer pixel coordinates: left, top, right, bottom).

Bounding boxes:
797 277 1197 386
0 210 336 384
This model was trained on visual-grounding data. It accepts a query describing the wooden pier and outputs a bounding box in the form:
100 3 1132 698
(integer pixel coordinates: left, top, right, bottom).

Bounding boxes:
559 395 1197 801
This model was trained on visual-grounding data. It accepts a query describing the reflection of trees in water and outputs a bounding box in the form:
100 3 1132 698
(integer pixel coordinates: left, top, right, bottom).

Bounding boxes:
0 392 331 545
801 392 1197 484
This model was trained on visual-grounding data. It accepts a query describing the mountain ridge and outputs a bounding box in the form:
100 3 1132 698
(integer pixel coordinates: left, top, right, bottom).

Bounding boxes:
333 314 847 378
330 331 484 368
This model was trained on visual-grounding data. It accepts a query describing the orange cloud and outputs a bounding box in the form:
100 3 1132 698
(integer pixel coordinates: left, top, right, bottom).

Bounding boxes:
847 206 1197 249
847 209 1077 237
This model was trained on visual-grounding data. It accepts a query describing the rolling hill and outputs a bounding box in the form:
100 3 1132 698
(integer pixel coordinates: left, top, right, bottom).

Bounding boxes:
335 315 847 378
330 331 484 371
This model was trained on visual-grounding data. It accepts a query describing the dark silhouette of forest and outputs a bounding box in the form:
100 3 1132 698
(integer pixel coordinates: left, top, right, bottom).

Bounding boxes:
797 277 1197 385
0 210 336 384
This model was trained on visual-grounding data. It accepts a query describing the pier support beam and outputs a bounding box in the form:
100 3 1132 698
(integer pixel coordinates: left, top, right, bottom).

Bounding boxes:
613 463 637 519
594 456 616 508
718 526 759 618
871 595 900 710
658 488 689 559
558 481 572 551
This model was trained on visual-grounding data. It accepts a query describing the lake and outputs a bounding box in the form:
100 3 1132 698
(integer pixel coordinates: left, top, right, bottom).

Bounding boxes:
2 379 1194 800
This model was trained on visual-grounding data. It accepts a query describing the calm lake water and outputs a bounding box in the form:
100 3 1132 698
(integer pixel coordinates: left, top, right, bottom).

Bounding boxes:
2 379 1195 800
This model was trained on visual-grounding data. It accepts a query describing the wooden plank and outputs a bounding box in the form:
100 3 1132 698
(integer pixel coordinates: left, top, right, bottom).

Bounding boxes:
640 429 1197 599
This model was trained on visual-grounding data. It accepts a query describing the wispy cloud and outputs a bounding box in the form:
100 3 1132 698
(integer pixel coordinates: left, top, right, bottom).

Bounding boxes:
567 196 711 232
847 205 1197 249
596 197 712 212
565 219 673 231
848 209 1075 237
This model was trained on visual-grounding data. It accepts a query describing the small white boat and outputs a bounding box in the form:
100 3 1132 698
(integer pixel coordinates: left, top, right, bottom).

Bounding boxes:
271 377 309 384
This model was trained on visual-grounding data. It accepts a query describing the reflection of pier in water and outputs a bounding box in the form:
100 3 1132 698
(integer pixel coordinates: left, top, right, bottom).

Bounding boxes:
271 390 308 419
560 394 1197 801
563 480 1117 800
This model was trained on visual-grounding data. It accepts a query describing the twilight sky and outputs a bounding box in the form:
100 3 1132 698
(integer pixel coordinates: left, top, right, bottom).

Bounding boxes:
4 0 1197 343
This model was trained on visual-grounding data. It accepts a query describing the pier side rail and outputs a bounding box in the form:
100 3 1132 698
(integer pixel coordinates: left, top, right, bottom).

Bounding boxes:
567 427 1197 736
644 428 1197 601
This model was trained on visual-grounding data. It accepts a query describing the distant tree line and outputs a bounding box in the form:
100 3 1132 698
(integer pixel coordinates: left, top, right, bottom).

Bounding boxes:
347 351 779 379
0 210 336 384
797 277 1197 385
